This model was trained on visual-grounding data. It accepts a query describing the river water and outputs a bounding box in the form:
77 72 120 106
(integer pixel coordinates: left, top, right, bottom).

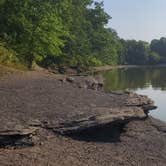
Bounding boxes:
99 66 166 122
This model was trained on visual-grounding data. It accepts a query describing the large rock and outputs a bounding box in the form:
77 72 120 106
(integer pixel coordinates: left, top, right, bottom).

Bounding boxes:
65 75 104 90
0 72 156 145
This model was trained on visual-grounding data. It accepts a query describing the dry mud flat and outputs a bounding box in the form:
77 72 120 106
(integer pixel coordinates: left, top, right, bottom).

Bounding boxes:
0 71 166 166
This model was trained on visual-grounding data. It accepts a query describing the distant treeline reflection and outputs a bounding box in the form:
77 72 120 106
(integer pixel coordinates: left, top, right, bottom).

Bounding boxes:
101 67 166 91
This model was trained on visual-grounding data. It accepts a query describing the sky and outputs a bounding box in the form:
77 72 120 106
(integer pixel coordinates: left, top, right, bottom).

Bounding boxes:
100 0 166 42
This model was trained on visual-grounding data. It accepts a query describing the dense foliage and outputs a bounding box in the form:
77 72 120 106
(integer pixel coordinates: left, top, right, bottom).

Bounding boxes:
150 38 166 63
0 0 165 68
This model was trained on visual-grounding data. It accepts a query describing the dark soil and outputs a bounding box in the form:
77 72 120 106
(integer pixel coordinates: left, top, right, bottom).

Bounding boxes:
0 70 166 166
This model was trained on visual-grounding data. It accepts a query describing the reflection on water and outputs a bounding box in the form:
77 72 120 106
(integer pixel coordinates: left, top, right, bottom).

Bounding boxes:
100 67 166 122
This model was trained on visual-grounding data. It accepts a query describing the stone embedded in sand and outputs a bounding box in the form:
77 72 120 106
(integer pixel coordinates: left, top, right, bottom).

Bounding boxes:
65 75 104 90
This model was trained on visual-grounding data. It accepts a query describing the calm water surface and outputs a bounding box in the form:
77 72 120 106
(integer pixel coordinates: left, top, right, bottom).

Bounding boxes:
100 67 166 122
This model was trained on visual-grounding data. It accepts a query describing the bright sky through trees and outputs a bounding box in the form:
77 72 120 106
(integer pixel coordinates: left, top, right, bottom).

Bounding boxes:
101 0 166 42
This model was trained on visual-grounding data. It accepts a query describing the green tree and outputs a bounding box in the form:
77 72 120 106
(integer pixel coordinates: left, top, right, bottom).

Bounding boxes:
125 40 149 65
0 0 66 68
150 38 166 63
148 51 160 64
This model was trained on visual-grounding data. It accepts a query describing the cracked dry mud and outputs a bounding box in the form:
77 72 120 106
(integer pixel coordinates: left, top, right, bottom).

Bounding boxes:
0 71 166 166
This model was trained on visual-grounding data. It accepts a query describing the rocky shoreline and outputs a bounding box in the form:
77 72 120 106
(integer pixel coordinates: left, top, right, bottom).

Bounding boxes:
0 71 166 165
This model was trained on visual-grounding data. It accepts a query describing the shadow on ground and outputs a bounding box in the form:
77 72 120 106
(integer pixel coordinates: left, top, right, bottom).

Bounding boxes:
65 123 126 143
0 135 34 148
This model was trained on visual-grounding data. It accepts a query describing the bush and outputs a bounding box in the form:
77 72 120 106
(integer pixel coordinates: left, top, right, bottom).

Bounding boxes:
69 55 103 67
0 41 27 70
148 52 160 64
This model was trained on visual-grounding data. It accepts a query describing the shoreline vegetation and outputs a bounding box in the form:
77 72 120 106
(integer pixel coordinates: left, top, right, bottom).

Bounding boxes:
1 0 166 70
93 64 166 72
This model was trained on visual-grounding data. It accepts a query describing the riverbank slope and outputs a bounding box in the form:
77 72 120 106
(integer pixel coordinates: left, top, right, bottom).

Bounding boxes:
0 69 166 166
